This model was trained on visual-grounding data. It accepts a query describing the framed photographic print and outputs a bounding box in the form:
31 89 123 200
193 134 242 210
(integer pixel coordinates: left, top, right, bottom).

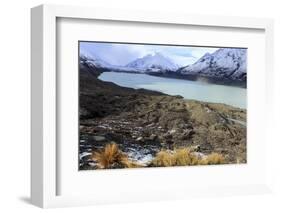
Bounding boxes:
31 4 274 208
78 41 247 170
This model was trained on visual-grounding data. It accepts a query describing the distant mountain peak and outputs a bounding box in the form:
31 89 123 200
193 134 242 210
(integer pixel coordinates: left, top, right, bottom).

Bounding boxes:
80 50 113 69
180 48 247 81
125 53 179 72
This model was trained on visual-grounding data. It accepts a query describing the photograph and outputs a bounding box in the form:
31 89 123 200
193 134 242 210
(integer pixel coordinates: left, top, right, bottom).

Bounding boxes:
79 41 247 170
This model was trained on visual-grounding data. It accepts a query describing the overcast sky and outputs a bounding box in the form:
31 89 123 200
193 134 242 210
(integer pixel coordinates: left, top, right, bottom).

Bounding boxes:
80 42 219 67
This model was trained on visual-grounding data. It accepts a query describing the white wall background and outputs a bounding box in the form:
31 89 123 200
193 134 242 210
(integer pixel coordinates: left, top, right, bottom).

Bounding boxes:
0 0 280 212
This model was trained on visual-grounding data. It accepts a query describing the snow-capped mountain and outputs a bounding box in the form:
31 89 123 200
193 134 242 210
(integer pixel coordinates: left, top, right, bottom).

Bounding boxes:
125 52 179 72
80 50 113 69
80 53 142 73
80 47 246 87
179 48 247 81
80 48 139 72
80 51 179 73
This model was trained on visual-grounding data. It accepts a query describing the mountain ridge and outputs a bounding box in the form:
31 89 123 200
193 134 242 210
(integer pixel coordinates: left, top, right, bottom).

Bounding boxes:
179 48 247 82
125 52 179 72
79 48 247 87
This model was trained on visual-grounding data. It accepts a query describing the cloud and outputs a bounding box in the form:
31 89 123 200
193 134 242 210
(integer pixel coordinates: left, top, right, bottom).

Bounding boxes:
80 42 219 67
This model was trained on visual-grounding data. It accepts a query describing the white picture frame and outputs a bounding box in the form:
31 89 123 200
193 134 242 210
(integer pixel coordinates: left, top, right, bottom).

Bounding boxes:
31 4 274 208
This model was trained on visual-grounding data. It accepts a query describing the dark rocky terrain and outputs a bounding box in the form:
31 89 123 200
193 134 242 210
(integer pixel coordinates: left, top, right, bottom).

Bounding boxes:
79 60 247 170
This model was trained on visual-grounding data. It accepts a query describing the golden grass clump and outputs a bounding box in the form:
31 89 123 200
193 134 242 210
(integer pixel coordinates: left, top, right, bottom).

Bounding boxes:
93 143 125 169
152 150 175 167
152 148 201 167
173 148 200 166
200 153 225 165
92 143 142 169
152 148 225 167
93 143 225 169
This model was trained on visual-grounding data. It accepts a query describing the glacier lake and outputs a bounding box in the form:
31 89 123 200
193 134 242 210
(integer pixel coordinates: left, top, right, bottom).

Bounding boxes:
98 72 246 109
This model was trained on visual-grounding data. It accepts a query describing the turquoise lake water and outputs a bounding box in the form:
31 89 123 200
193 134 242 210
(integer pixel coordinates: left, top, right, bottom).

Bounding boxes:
98 72 246 109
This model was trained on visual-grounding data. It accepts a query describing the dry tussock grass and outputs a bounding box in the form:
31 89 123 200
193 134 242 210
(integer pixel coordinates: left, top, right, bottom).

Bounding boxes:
93 143 225 169
173 148 200 166
200 153 225 165
152 150 175 167
92 143 142 169
152 148 225 167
